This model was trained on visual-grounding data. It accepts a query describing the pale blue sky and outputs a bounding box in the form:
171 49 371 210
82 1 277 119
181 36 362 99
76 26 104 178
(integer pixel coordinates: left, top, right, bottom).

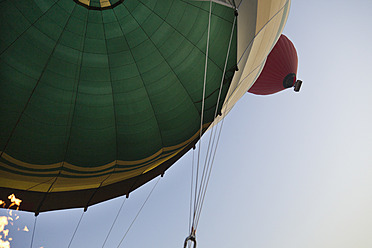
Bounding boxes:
2 1 372 247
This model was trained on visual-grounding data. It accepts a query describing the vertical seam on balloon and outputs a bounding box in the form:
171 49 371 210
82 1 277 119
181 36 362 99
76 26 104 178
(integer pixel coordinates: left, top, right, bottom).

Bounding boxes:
113 4 166 157
127 1 202 122
101 8 119 179
83 9 121 208
34 3 89 214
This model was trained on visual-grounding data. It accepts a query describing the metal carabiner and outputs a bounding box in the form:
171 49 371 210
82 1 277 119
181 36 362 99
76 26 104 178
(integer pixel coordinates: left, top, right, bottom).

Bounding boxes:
183 234 197 248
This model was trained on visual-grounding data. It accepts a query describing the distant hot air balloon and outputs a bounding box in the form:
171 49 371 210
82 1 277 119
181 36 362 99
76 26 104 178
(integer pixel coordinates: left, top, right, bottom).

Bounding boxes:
0 0 292 213
248 34 302 95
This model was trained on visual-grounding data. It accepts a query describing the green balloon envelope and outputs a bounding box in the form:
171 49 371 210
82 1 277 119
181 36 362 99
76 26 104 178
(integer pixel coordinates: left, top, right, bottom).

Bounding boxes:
0 0 237 212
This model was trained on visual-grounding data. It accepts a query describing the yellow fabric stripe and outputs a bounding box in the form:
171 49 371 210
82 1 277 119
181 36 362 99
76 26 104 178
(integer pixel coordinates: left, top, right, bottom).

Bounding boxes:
50 150 184 192
100 0 111 8
0 123 210 192
0 123 210 173
0 170 55 192
0 149 180 191
79 0 90 6
1 153 61 170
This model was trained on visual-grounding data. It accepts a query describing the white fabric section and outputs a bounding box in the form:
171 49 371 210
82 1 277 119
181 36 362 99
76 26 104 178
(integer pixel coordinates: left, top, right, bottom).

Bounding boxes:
212 0 291 126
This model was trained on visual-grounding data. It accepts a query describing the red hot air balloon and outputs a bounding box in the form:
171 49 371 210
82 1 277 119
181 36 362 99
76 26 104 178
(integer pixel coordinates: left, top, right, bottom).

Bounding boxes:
248 34 302 95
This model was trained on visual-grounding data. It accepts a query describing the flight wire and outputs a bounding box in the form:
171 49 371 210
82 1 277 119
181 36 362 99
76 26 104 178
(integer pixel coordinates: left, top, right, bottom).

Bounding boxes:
116 177 160 248
191 13 237 232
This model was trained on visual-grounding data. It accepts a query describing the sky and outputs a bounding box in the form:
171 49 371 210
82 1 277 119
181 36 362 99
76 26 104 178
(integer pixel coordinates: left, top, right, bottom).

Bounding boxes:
1 0 372 247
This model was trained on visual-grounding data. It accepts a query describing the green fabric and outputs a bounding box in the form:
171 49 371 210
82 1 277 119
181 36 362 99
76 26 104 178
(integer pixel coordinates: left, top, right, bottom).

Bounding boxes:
0 0 236 180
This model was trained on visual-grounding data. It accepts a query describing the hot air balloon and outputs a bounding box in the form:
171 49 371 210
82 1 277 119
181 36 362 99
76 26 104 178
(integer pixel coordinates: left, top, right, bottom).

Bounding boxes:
0 0 292 214
248 34 302 95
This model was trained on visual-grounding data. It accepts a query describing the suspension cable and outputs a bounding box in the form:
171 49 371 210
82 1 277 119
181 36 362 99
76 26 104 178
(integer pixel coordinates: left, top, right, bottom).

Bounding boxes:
188 2 237 239
67 210 85 248
192 0 213 233
116 177 160 248
192 15 236 229
101 197 127 248
194 119 225 228
189 149 195 233
29 215 38 248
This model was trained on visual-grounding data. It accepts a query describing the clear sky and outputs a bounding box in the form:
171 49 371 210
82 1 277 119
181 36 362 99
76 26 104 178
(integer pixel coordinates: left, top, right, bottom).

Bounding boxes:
1 0 372 247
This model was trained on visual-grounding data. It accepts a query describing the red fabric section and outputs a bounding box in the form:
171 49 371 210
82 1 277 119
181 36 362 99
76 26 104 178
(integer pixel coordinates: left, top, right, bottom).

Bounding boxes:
248 34 298 95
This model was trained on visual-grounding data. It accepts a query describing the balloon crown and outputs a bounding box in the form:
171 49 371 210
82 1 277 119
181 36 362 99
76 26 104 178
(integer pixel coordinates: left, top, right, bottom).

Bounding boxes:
74 0 124 10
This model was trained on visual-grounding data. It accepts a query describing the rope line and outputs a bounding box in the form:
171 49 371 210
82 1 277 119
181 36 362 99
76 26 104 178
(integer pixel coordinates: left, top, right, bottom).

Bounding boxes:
101 197 127 248
193 17 236 228
188 149 195 233
193 61 236 229
195 120 224 228
33 3 89 214
187 2 237 242
116 177 160 248
67 211 85 248
29 215 38 248
192 0 213 233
